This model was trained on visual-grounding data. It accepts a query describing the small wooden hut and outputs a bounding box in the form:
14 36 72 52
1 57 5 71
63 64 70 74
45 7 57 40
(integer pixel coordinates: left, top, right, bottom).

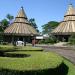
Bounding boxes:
51 4 75 41
3 7 38 45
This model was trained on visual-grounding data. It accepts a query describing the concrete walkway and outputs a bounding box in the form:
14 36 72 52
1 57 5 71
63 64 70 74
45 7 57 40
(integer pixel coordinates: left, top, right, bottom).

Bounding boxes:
28 43 75 64
35 43 75 64
43 46 75 64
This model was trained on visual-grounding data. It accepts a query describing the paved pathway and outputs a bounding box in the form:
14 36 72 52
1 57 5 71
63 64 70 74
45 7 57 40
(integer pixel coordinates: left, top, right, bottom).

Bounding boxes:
36 44 75 64
42 46 75 64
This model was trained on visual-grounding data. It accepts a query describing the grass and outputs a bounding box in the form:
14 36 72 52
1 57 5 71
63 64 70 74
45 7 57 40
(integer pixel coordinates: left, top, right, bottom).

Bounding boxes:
64 59 75 75
0 51 63 71
0 45 75 75
0 45 43 51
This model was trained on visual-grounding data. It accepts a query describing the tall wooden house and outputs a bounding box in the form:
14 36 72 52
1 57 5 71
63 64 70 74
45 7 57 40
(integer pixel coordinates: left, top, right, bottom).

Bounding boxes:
51 4 75 41
3 7 38 44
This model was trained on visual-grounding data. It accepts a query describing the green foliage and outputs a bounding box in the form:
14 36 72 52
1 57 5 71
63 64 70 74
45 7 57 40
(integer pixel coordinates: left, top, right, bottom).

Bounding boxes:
0 46 62 72
0 26 4 32
6 14 14 24
39 36 57 44
0 35 3 44
68 35 75 44
38 39 45 44
42 21 59 34
0 45 75 75
29 18 39 32
1 19 9 30
0 45 43 51
0 14 14 31
64 59 75 75
6 14 14 20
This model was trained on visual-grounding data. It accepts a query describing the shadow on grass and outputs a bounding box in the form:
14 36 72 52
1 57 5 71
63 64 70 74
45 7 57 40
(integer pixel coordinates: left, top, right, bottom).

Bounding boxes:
0 50 31 58
3 53 31 58
0 48 43 58
0 62 69 75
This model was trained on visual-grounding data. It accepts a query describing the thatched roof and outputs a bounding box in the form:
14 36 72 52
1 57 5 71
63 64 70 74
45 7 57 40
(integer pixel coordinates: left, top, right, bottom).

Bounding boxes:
4 7 38 36
51 4 75 35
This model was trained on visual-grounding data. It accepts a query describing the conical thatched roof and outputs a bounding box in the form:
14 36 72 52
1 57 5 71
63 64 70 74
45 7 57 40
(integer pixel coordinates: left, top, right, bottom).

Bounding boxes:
51 4 75 35
4 7 38 36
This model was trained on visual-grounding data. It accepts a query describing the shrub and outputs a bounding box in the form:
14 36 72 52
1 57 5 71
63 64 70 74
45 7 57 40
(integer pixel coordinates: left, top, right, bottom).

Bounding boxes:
38 40 45 44
0 35 3 44
39 36 57 44
0 45 75 75
68 35 75 45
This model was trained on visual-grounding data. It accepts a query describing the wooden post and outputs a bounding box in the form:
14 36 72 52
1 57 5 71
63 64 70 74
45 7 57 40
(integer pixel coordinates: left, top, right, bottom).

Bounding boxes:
32 37 36 47
12 36 14 45
23 37 26 46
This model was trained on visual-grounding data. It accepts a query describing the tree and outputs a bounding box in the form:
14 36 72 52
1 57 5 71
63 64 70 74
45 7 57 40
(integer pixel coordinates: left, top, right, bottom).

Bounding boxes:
69 35 75 44
0 22 3 32
0 14 14 32
6 14 14 24
0 26 3 32
29 18 39 32
1 19 9 30
42 21 59 34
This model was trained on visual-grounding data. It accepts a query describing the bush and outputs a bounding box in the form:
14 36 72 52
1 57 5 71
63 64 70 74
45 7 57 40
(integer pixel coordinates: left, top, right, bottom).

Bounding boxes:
38 40 45 44
44 38 55 44
0 45 75 75
2 42 9 45
39 36 57 44
68 35 75 45
0 51 63 75
0 62 68 75
0 35 3 44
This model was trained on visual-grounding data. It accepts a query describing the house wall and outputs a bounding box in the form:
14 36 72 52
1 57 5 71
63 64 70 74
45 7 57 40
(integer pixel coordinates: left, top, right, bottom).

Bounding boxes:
3 35 33 44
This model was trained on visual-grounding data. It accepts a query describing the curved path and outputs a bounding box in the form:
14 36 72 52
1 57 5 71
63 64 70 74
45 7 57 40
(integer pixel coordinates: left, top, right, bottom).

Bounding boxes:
36 45 75 64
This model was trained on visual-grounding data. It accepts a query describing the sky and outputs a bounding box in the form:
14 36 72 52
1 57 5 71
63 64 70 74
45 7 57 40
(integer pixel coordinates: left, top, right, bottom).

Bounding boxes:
0 0 75 32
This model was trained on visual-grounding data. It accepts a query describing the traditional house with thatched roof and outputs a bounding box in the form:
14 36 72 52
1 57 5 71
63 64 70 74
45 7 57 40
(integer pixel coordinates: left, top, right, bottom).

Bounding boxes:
3 7 38 45
51 4 75 42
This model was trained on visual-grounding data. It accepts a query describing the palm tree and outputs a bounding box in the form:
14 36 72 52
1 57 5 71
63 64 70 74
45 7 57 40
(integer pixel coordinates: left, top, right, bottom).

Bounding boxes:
6 14 14 24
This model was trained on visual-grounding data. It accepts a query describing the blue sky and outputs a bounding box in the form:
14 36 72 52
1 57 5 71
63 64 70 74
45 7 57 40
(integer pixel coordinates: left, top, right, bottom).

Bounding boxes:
0 0 75 32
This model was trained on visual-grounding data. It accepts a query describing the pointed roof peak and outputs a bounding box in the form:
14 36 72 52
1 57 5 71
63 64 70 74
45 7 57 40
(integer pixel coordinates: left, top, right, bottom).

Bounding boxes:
21 6 24 12
16 6 27 19
65 3 75 16
68 3 73 8
14 7 29 24
21 6 23 9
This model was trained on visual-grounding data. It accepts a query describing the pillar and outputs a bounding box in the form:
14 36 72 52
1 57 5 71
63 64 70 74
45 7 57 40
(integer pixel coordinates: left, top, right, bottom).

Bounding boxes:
23 37 26 46
12 36 14 45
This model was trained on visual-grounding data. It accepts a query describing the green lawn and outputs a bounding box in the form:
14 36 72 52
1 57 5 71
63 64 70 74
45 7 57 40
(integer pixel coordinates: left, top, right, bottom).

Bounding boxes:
0 52 62 71
0 45 75 75
0 45 43 51
64 59 75 75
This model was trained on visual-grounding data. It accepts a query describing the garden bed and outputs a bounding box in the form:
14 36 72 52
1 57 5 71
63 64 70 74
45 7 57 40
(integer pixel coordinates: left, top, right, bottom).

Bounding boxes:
0 45 43 51
0 45 75 75
0 52 63 71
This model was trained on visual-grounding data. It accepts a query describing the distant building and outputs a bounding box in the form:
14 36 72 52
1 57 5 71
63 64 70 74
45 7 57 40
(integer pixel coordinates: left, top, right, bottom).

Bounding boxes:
3 7 39 45
51 4 75 42
36 34 49 39
36 36 43 40
35 34 49 43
